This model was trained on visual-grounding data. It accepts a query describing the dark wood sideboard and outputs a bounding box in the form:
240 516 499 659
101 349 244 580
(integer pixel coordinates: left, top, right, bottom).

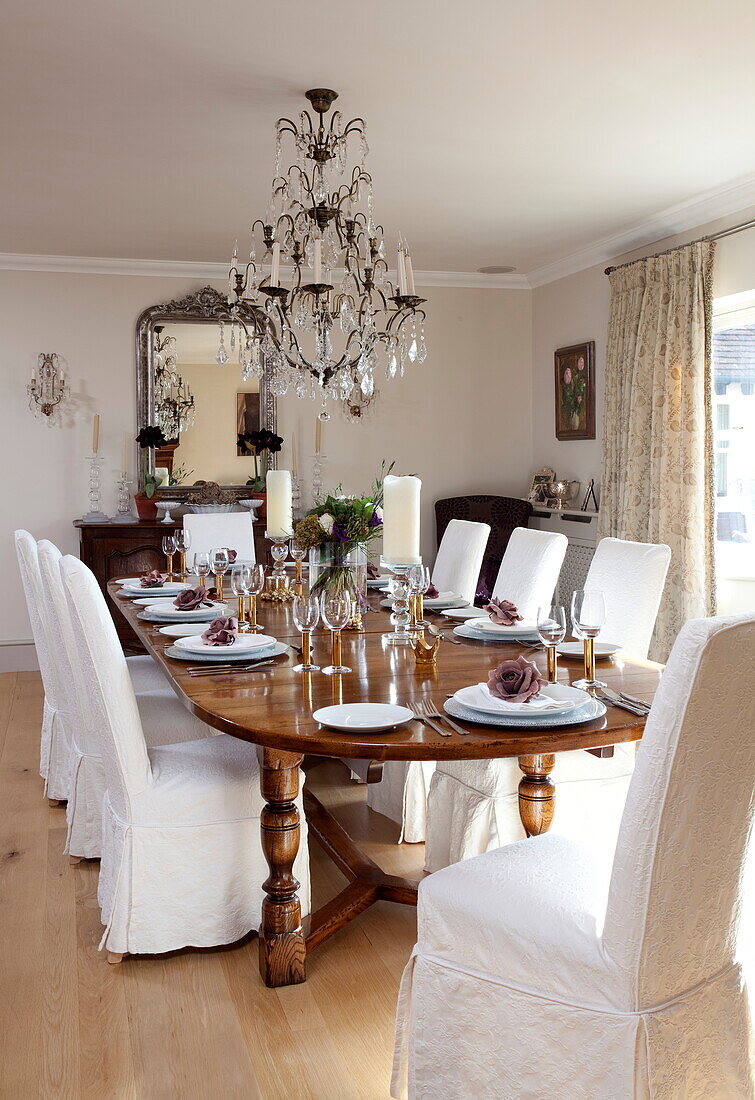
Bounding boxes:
74 519 267 653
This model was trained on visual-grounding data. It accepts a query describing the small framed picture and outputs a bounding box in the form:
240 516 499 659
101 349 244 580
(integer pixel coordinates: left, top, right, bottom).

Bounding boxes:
528 466 556 503
554 341 595 441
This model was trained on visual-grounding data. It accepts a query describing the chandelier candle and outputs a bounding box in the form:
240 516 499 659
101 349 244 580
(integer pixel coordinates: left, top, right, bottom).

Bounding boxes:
382 475 422 564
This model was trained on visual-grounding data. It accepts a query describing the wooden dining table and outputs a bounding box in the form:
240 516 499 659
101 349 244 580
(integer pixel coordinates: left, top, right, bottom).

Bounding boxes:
110 582 662 988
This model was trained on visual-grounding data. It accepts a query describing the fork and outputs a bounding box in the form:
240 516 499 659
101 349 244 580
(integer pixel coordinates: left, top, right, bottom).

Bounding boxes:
600 685 650 712
596 688 647 716
187 659 278 676
420 698 468 736
426 623 462 645
407 700 451 737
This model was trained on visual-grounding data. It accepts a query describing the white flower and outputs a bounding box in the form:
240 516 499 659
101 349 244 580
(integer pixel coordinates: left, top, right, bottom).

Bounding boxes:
373 505 383 521
319 513 335 535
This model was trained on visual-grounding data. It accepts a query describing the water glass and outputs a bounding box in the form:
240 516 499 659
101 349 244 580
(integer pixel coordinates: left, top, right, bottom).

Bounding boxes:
191 551 211 591
408 564 430 630
292 594 320 672
571 589 607 689
289 538 307 595
211 547 230 602
246 563 266 632
174 528 191 581
230 565 252 632
320 591 352 674
537 604 566 683
161 533 176 579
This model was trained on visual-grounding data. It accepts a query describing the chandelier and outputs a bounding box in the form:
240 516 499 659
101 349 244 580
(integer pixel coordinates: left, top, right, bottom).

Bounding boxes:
153 328 196 438
222 88 427 407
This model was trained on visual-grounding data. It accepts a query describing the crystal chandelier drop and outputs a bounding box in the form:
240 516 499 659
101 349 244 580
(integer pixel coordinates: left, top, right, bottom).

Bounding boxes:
223 88 427 408
153 328 196 438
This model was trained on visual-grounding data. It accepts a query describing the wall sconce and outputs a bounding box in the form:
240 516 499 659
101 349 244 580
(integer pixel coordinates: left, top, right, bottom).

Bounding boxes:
28 353 69 421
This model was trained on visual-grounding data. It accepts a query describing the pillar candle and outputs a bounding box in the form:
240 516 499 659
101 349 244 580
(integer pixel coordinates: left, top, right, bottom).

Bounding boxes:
92 414 100 454
270 242 281 287
266 469 293 538
121 432 128 478
313 238 322 283
382 474 421 564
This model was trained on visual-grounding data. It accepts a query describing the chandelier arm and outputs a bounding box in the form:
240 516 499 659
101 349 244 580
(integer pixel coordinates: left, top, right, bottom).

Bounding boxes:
342 118 366 137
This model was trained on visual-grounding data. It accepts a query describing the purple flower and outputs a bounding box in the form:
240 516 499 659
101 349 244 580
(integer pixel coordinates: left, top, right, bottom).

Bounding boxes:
200 617 239 646
425 582 440 598
484 598 523 626
174 586 209 610
487 657 547 704
140 569 167 588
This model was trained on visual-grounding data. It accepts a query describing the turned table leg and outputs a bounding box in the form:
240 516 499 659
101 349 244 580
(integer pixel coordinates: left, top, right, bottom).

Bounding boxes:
258 747 306 988
517 754 556 837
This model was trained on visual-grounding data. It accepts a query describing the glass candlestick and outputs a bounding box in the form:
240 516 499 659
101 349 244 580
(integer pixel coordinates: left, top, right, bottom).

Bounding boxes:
292 475 303 522
111 477 134 523
261 535 292 601
381 558 421 645
311 453 325 503
81 454 110 521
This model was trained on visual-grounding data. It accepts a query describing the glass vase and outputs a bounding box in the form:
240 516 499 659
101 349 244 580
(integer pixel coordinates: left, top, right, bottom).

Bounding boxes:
308 544 367 630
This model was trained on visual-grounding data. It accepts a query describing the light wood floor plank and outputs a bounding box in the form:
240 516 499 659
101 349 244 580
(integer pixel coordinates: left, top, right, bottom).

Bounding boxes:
42 824 81 1098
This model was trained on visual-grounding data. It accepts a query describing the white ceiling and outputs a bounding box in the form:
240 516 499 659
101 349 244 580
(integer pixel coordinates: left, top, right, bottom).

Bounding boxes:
4 0 755 276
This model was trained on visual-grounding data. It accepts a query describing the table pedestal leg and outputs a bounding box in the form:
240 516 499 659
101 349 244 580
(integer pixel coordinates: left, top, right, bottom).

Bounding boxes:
258 748 306 987
517 754 555 837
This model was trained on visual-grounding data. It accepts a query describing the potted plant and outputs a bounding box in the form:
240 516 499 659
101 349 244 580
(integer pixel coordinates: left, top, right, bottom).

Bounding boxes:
237 429 284 519
134 426 167 519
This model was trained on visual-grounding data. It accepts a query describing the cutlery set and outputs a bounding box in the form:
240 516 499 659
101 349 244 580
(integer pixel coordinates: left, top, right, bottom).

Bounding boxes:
407 699 467 737
597 686 652 715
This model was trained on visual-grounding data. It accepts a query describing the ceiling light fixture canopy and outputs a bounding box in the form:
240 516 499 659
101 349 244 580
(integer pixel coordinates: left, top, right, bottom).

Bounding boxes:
222 88 427 409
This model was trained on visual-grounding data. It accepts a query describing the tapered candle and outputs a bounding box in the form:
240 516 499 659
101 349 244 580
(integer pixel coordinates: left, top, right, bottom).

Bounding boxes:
270 242 281 287
291 431 298 478
382 474 421 564
266 469 293 538
315 416 322 455
121 432 128 478
405 244 416 295
92 414 100 455
396 239 407 295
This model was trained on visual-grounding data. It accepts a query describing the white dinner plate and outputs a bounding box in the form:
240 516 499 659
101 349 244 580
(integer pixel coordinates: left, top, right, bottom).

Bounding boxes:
439 607 488 621
469 617 539 636
159 623 210 637
131 595 182 606
142 601 228 620
453 681 588 718
366 577 392 588
452 623 541 643
312 703 414 733
556 640 622 659
164 640 286 663
120 581 190 596
175 632 277 655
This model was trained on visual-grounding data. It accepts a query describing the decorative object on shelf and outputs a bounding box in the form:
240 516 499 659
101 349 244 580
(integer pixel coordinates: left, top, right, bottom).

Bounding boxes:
156 500 181 524
581 478 599 512
238 428 284 494
134 426 167 519
554 341 595 441
28 353 69 422
528 466 557 504
238 498 266 520
544 479 581 511
222 88 427 411
153 327 195 438
410 631 441 667
112 477 134 523
81 453 110 522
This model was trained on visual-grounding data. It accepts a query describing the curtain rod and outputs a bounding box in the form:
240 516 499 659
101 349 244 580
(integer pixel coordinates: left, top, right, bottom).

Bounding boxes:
604 216 755 275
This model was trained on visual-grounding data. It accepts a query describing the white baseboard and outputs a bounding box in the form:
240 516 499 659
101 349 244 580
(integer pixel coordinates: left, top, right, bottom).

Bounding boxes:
0 640 40 673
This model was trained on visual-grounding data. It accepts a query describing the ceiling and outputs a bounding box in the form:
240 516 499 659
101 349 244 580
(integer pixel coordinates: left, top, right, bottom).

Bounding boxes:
4 0 755 277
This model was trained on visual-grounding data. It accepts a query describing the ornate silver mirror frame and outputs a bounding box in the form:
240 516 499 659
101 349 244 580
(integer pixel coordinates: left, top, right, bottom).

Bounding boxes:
135 285 276 504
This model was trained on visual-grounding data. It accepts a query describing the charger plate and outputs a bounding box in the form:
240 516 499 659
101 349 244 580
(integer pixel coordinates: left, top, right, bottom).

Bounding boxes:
138 606 228 624
444 695 606 728
163 641 286 663
453 622 541 643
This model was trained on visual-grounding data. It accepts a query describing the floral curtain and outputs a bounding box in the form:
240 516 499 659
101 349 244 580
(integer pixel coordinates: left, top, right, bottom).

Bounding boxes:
598 240 716 660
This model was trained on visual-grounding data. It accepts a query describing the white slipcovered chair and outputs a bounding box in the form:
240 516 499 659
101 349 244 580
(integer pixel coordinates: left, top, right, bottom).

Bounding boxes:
366 519 491 842
392 613 755 1099
423 535 670 872
60 554 309 957
37 539 216 860
489 525 567 612
183 511 255 561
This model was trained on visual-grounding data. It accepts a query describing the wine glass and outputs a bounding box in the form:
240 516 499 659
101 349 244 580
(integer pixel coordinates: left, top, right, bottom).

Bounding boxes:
537 604 566 683
408 564 430 630
191 551 211 592
289 537 307 596
246 563 266 632
230 564 252 633
571 589 607 689
174 527 191 582
292 593 320 672
210 547 230 603
320 591 352 674
161 533 176 580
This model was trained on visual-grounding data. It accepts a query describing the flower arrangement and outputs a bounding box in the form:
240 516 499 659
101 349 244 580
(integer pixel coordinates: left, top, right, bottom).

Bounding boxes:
237 429 284 491
560 354 588 426
135 426 167 498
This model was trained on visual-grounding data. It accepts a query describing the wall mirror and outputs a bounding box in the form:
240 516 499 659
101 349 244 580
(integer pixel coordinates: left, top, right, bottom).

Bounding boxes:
135 286 276 504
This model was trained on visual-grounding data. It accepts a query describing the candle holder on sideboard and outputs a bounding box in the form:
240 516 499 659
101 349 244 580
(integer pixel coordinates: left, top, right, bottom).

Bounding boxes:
380 557 422 645
80 454 110 522
111 477 135 523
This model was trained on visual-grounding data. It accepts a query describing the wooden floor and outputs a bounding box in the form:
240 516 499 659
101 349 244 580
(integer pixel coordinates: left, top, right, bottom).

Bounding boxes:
0 671 421 1100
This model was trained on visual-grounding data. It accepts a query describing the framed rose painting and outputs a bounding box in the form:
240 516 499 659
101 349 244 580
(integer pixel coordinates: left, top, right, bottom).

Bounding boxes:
554 341 595 440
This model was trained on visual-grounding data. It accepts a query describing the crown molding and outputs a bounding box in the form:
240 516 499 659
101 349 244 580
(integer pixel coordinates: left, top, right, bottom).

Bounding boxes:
526 172 755 289
0 251 530 289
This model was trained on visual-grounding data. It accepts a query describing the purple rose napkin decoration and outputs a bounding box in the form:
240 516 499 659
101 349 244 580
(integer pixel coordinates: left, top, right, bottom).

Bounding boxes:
366 561 381 580
222 547 238 564
487 657 547 704
173 586 210 610
200 617 239 646
140 569 167 588
425 582 440 599
484 597 523 626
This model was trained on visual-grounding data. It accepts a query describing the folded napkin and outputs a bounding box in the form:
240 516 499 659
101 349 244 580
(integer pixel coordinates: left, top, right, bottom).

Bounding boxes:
469 682 565 713
484 597 522 626
140 569 167 588
366 561 381 580
221 547 238 563
173 586 211 610
424 582 440 599
200 617 239 646
487 657 547 705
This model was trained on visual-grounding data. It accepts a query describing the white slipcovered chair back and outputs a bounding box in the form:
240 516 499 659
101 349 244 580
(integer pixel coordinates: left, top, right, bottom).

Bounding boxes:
585 536 671 658
60 555 152 820
604 613 755 1007
182 512 255 561
431 519 491 604
37 540 79 733
491 527 567 620
14 529 61 715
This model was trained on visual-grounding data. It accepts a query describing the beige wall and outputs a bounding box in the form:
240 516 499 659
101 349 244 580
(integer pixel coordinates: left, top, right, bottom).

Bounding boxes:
0 272 532 663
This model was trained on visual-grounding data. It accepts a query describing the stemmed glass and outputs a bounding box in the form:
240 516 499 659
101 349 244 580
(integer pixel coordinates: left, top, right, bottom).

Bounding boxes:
230 565 252 633
290 537 307 596
191 551 211 592
408 564 430 631
320 591 352 674
246 563 266 632
571 589 607 689
161 534 176 581
537 604 566 683
174 528 191 583
292 594 320 672
210 547 230 603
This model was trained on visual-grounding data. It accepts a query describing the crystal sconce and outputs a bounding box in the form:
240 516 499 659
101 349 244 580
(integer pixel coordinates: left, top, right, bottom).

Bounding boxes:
28 353 69 422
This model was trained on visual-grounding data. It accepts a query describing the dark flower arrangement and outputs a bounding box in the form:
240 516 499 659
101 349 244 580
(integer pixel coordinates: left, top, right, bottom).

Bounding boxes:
560 354 588 425
237 429 284 491
135 425 168 498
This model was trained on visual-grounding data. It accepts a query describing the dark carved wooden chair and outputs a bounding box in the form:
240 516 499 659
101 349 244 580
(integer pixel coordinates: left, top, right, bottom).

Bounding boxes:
434 495 533 603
